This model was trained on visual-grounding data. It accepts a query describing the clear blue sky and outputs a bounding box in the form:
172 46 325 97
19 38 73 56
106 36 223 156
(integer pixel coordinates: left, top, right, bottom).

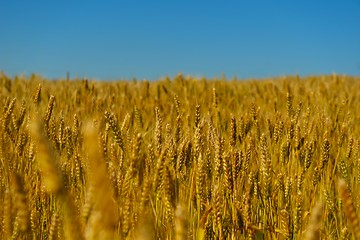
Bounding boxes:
1 1 359 80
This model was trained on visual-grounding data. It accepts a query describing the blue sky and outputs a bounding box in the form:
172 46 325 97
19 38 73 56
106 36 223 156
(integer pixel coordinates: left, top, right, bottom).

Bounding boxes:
0 1 359 80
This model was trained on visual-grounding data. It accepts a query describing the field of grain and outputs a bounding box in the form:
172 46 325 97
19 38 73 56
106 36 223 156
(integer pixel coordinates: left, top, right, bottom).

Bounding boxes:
0 73 359 239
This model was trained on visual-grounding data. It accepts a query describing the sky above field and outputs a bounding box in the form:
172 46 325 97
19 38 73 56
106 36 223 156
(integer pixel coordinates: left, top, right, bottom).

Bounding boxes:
0 1 359 80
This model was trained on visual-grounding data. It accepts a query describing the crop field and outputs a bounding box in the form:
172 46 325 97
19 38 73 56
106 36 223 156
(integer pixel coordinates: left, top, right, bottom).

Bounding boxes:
0 73 359 239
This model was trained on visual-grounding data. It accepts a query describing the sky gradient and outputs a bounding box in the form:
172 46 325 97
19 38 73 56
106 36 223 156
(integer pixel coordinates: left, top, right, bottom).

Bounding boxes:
1 1 359 80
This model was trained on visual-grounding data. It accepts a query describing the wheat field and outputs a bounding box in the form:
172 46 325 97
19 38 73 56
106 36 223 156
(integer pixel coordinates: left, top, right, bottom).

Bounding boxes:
0 73 360 239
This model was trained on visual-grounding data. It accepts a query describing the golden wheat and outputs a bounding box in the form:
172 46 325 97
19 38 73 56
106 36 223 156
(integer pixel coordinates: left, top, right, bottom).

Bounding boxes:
0 74 359 239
